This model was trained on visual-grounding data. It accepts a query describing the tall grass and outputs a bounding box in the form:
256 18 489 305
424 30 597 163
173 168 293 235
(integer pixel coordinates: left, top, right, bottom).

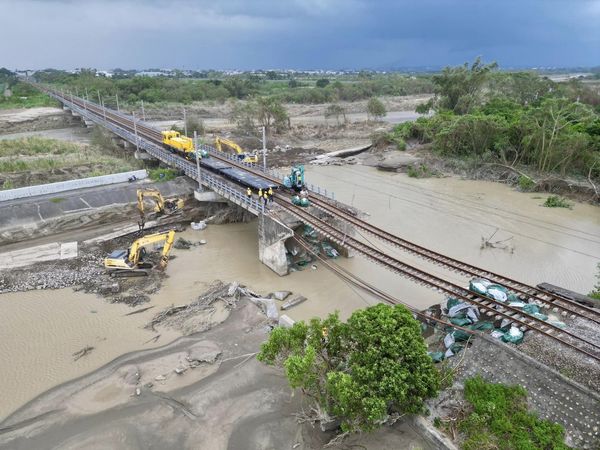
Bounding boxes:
0 137 81 157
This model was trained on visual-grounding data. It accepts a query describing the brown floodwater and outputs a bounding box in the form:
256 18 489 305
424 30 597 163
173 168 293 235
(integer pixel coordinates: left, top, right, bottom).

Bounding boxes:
0 164 598 420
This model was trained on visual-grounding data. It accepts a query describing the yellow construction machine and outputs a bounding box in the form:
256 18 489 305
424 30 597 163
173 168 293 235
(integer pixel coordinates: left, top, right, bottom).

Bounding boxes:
104 230 176 277
214 136 258 163
137 188 184 219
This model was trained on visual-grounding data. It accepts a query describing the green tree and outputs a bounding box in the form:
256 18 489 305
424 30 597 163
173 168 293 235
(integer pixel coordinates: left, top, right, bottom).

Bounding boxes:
229 100 258 134
255 96 289 134
521 98 595 174
324 103 347 125
431 57 498 114
316 78 330 88
367 97 386 120
258 304 439 433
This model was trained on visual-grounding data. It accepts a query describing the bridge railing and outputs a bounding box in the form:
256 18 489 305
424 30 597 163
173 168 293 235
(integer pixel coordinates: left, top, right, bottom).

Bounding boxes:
199 174 265 215
200 145 336 200
50 89 335 206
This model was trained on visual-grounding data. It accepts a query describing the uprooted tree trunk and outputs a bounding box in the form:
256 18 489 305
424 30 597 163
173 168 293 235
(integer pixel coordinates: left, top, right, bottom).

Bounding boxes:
481 228 514 252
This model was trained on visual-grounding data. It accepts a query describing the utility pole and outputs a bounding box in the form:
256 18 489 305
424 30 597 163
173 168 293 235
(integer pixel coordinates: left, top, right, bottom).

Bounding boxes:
141 100 146 121
133 112 140 152
183 107 187 136
194 130 201 187
84 87 89 109
262 126 267 171
97 90 101 105
102 100 107 122
116 93 120 112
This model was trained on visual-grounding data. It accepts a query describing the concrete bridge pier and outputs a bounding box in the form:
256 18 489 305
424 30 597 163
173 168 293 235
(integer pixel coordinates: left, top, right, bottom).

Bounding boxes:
258 213 293 276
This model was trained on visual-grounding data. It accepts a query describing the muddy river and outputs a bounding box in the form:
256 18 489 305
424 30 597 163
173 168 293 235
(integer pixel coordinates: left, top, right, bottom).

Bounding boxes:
1 165 598 420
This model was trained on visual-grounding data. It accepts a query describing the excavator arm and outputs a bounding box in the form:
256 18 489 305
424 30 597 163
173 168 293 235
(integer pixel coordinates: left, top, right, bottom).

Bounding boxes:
128 230 175 267
214 136 258 163
157 230 175 270
137 188 184 224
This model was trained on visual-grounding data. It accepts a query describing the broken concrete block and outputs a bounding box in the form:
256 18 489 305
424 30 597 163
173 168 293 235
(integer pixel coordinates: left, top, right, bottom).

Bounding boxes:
279 314 295 328
269 291 292 301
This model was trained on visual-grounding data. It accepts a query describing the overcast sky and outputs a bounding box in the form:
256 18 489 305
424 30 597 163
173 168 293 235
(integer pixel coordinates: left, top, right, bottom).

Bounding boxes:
1 0 599 70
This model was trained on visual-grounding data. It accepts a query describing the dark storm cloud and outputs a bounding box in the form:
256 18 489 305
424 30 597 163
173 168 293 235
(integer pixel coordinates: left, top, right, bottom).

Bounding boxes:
1 0 598 70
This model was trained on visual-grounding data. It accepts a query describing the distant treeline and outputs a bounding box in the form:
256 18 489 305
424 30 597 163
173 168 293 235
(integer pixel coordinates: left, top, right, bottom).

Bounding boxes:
29 68 434 105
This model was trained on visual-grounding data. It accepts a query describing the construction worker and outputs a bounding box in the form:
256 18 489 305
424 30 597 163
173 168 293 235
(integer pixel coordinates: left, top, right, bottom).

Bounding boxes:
258 188 263 199
246 187 252 199
263 190 269 207
269 186 273 203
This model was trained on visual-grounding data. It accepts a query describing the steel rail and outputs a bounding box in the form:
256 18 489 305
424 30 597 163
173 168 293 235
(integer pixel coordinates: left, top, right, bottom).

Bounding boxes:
290 233 479 337
274 196 600 362
307 195 600 325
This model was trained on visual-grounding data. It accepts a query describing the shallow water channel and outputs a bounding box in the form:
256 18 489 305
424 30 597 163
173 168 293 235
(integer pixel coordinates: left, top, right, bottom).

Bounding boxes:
1 165 598 420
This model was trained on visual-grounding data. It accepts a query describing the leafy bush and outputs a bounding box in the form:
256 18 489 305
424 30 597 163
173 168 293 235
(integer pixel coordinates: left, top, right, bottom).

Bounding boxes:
1 179 14 190
407 164 432 178
543 195 572 209
258 304 439 433
517 175 535 191
367 97 387 120
459 376 570 450
148 168 178 182
370 130 392 149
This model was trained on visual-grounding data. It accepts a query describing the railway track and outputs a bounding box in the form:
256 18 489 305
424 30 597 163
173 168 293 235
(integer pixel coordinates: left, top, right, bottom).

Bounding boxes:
44 87 600 361
272 197 600 363
190 137 600 327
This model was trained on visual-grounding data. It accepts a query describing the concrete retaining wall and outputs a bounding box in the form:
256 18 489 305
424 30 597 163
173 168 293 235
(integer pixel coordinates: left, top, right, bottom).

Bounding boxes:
0 170 148 202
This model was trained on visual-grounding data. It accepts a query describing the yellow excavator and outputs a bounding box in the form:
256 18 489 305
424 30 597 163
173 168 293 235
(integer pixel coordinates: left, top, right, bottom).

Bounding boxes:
214 136 258 163
104 230 176 277
137 188 184 220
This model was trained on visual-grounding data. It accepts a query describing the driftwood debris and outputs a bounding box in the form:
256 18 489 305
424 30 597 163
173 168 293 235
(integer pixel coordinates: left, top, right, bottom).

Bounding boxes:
124 305 155 316
145 281 259 331
72 346 94 361
147 305 187 330
480 228 514 252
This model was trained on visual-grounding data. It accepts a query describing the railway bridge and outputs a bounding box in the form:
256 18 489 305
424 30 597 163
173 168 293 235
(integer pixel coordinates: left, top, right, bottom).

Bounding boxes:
34 85 600 379
43 86 347 275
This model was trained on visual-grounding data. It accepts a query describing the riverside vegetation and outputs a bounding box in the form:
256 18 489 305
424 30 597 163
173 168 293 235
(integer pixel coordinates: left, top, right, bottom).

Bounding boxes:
388 59 600 191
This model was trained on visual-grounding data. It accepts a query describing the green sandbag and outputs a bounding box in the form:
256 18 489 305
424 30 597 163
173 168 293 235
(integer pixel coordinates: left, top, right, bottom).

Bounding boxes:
428 351 445 363
469 279 490 295
450 343 464 354
450 317 472 326
502 327 524 345
532 312 548 321
522 304 540 314
452 330 471 342
507 293 521 303
469 321 494 331
446 297 461 310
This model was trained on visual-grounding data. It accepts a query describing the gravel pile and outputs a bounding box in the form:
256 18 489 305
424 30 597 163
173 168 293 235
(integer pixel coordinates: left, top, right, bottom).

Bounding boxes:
0 252 104 293
0 244 165 307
